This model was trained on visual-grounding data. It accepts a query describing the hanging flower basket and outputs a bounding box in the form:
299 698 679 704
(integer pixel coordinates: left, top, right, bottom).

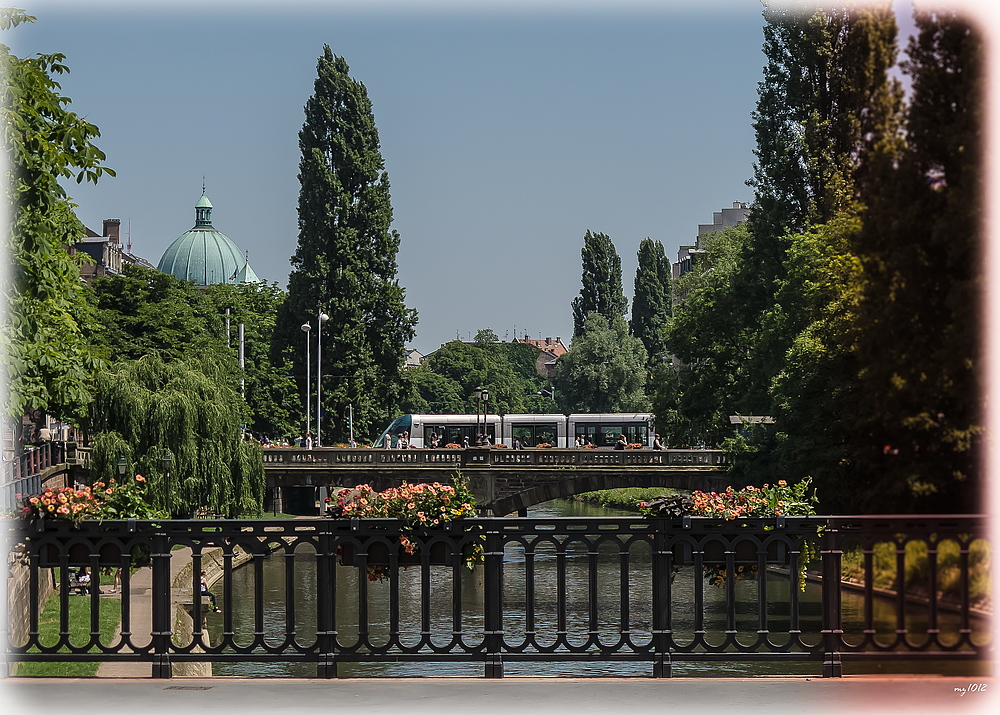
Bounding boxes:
327 473 484 582
641 479 820 589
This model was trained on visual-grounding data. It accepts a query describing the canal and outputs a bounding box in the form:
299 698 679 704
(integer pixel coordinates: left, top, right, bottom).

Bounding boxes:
209 499 988 677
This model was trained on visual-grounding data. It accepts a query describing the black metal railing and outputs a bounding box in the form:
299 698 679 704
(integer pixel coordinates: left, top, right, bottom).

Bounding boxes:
2 442 73 512
261 447 730 469
4 514 990 678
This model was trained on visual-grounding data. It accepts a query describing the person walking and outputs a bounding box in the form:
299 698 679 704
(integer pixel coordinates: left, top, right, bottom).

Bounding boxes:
652 434 664 450
614 434 627 450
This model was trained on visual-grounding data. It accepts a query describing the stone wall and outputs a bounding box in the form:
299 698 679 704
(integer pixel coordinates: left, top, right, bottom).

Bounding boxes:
6 547 54 656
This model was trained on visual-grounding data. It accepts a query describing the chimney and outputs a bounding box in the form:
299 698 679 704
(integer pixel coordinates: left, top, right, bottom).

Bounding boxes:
103 218 121 244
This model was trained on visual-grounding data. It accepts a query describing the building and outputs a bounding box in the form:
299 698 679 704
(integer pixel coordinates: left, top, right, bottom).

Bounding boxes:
404 349 424 370
157 192 260 286
511 335 568 380
71 218 157 282
673 202 750 279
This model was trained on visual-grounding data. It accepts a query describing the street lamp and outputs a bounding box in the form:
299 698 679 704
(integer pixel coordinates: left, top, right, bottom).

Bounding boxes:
116 455 127 477
301 322 311 441
161 453 173 516
316 311 329 446
481 389 490 444
473 387 484 445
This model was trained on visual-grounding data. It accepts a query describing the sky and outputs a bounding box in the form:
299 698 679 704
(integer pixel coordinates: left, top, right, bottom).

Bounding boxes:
7 0 772 355
2 0 994 354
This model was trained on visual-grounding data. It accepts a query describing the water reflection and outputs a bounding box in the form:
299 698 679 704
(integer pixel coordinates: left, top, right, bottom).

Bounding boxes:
210 500 988 677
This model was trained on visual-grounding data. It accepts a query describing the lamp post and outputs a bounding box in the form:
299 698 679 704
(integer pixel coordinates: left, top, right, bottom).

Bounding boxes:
116 455 127 478
473 387 484 445
301 322 311 441
161 453 173 517
481 389 490 444
316 311 329 446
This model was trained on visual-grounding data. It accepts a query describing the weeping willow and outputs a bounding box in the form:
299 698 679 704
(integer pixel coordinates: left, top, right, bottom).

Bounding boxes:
87 354 264 517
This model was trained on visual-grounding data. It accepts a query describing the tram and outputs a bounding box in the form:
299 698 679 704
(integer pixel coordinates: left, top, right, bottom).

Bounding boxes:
374 413 653 449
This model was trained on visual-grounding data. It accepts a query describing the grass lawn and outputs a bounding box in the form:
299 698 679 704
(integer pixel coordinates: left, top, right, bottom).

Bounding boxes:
13 585 122 677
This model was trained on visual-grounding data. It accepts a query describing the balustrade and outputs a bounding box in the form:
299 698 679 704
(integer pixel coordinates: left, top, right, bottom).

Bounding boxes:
4 514 989 679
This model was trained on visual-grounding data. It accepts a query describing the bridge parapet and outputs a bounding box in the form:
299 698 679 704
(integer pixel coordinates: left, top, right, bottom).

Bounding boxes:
262 447 729 469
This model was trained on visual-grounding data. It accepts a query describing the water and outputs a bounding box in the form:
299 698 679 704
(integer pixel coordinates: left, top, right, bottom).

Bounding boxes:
209 500 990 678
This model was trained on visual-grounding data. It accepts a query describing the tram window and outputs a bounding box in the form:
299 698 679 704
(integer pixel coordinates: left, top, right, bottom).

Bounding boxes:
512 426 533 447
534 424 557 446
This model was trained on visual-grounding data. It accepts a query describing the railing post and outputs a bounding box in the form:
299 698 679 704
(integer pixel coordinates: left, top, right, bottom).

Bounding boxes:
651 517 672 677
150 529 173 678
820 518 843 677
316 524 338 678
483 520 504 678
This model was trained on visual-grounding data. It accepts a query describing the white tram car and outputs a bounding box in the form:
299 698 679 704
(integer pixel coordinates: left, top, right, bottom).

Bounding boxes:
374 413 653 449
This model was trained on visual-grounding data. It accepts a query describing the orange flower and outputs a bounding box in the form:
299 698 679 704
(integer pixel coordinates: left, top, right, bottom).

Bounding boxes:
135 474 146 482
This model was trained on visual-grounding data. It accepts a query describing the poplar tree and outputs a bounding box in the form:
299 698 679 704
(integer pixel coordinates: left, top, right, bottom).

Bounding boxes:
850 9 983 512
276 47 417 442
571 231 626 338
630 238 672 366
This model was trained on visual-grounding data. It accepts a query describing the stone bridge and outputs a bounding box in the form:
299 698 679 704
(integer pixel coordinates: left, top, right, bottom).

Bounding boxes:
263 447 734 515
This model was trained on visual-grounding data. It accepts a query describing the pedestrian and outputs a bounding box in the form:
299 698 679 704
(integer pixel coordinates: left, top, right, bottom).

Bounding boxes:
77 567 91 594
429 433 439 449
614 434 627 450
349 436 357 448
652 434 664 451
305 432 314 450
513 436 522 450
108 567 122 594
398 431 409 449
574 435 581 448
200 570 221 613
462 435 470 449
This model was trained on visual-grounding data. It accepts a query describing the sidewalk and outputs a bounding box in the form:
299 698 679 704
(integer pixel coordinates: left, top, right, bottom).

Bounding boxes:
96 547 199 677
3 675 997 715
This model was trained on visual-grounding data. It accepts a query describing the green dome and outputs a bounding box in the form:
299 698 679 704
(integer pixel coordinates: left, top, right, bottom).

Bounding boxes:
157 193 258 286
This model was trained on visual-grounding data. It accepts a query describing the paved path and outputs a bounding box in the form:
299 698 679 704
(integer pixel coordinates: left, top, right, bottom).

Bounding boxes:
3 676 997 715
96 548 198 677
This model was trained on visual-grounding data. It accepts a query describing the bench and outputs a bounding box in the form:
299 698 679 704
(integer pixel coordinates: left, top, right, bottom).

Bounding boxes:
66 576 91 595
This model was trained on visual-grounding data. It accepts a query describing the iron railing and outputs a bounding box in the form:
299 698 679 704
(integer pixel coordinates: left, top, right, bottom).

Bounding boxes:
4 514 990 678
2 443 72 512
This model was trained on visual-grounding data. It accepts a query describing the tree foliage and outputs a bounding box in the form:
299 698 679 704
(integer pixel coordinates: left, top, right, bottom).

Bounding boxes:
571 230 626 338
630 238 671 366
274 47 417 443
403 337 553 416
2 8 113 421
556 313 648 414
655 3 982 513
87 354 263 517
847 8 984 511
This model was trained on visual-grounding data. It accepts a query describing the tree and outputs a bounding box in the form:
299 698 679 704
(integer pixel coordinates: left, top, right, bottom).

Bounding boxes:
87 354 263 518
630 238 671 366
849 8 984 512
662 225 754 448
739 1 903 415
2 9 114 424
556 313 648 414
571 231 626 337
274 46 417 443
203 281 300 439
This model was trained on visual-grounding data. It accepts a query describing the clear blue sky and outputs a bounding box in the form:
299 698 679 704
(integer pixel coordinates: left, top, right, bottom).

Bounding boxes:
7 0 930 354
